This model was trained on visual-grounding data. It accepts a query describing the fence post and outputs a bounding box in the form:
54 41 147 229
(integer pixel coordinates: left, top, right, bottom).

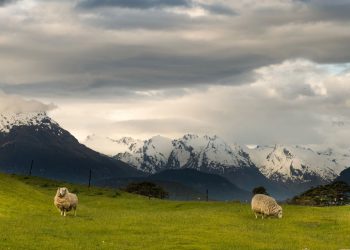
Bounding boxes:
28 160 34 176
206 189 209 201
88 169 92 188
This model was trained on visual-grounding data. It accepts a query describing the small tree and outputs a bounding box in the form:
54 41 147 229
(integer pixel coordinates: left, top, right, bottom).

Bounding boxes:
124 182 169 199
252 186 268 196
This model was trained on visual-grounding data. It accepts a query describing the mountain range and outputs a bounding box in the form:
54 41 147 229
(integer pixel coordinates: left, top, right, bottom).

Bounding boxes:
0 111 348 201
0 112 252 200
85 134 350 198
87 135 277 194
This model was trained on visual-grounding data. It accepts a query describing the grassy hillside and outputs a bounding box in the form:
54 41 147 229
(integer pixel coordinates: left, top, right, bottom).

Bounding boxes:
0 173 349 250
291 181 350 206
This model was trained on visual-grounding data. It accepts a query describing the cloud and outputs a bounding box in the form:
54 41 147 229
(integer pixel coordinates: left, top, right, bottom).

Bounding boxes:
301 0 350 22
1 0 350 148
76 0 236 17
77 0 191 9
0 0 13 6
199 3 236 16
47 59 350 149
0 91 56 113
1 0 350 99
112 117 211 135
254 59 328 99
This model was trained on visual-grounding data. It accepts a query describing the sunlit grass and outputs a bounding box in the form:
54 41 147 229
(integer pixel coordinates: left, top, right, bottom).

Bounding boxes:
0 173 349 249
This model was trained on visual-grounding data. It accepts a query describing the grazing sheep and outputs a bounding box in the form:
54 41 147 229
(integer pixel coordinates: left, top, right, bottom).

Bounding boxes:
251 194 282 219
54 187 78 216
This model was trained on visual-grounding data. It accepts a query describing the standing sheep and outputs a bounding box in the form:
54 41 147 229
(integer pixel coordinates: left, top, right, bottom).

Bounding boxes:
54 187 78 216
251 194 282 219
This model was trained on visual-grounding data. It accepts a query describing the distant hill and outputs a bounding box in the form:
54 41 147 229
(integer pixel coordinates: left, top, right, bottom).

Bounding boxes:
95 168 251 201
96 176 206 201
148 180 206 201
290 181 350 206
149 169 251 201
336 168 350 184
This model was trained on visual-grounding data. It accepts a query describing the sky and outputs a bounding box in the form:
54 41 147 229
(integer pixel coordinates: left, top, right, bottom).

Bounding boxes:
1 0 350 147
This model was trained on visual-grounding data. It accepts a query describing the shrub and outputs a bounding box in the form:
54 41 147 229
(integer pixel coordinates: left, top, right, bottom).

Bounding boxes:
124 182 169 199
40 183 49 188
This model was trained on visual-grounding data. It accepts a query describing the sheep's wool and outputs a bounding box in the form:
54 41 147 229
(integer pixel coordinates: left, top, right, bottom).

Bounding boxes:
54 188 78 216
251 194 282 218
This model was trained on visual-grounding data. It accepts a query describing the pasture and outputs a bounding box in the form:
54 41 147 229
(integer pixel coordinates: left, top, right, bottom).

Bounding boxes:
0 173 349 250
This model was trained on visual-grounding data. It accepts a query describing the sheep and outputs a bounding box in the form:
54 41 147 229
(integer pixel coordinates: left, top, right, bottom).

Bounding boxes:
54 187 78 217
251 194 282 219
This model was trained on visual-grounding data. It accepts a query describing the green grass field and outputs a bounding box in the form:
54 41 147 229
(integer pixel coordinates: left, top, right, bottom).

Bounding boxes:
0 173 349 250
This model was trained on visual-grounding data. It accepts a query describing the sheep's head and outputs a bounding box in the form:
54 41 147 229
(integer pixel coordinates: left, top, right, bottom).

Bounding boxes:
277 206 283 219
57 187 68 197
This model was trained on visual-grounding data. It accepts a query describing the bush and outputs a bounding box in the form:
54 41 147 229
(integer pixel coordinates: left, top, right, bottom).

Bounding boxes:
110 191 121 198
124 182 169 199
40 183 49 188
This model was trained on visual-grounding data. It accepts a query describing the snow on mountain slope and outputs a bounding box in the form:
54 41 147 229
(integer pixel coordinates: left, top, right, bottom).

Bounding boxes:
247 145 349 183
169 134 254 172
94 135 173 173
0 111 144 182
0 112 62 135
85 134 256 174
311 146 350 172
137 135 173 173
85 134 349 184
144 135 173 161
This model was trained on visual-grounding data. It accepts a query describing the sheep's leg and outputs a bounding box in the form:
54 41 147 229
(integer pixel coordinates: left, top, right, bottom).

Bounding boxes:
261 214 264 219
255 213 258 219
63 210 67 217
60 210 64 216
74 208 77 216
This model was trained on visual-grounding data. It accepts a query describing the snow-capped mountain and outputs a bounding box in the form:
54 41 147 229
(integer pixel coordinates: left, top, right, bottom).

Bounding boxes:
247 145 349 184
0 111 143 183
314 147 350 172
115 135 172 173
167 134 255 173
85 134 257 174
85 134 349 187
0 112 62 135
86 134 282 195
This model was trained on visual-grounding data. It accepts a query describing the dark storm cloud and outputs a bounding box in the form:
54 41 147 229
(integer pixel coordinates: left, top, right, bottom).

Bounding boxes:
77 0 236 17
80 52 265 87
300 0 350 22
2 0 350 146
1 0 350 97
0 0 15 6
81 8 191 30
199 3 236 16
0 51 266 97
77 0 191 9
